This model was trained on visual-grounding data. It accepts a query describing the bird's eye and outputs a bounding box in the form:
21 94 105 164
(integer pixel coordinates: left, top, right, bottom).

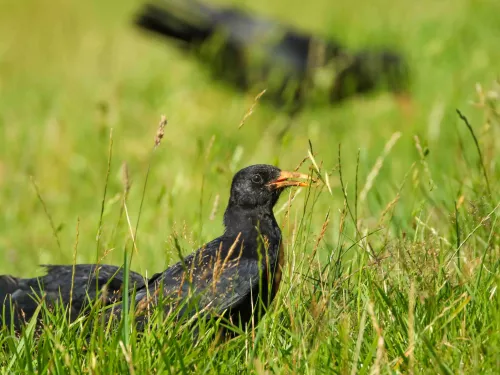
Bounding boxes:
252 174 263 184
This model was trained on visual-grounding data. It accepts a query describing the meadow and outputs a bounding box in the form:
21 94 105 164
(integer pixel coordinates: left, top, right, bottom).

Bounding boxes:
0 0 499 373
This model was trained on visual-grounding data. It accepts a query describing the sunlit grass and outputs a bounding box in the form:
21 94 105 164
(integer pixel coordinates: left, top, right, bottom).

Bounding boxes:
0 0 499 373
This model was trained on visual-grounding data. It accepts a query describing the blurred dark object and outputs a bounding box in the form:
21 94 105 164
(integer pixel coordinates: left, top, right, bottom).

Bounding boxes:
135 0 411 112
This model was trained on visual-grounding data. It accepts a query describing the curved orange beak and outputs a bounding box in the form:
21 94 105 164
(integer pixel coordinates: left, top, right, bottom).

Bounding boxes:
267 170 311 190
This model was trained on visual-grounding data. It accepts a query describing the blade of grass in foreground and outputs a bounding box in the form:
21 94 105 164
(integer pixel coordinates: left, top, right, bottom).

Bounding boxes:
6 303 42 373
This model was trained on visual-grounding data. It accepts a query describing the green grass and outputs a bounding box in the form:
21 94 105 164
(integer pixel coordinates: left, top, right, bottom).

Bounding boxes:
1 0 500 373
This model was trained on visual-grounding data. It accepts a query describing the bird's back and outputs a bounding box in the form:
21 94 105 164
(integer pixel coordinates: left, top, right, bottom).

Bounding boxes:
1 264 146 329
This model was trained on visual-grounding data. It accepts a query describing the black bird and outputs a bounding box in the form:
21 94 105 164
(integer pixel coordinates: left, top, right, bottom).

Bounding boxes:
1 265 145 329
135 0 410 113
1 165 310 332
114 164 310 330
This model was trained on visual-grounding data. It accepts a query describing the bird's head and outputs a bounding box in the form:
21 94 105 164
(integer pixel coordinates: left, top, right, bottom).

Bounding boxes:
228 164 310 211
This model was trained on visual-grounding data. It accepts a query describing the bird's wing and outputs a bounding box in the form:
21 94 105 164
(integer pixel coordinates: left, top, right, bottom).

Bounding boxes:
134 253 263 321
203 256 262 314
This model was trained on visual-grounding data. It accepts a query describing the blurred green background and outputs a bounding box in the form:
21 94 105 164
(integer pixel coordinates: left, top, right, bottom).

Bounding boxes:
0 0 499 276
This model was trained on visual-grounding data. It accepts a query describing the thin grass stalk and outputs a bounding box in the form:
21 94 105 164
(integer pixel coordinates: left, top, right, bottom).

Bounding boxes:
96 128 114 257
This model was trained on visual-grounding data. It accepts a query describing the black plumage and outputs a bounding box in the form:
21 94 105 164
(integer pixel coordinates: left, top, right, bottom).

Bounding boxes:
1 265 145 328
1 165 310 332
126 165 309 330
135 0 410 112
